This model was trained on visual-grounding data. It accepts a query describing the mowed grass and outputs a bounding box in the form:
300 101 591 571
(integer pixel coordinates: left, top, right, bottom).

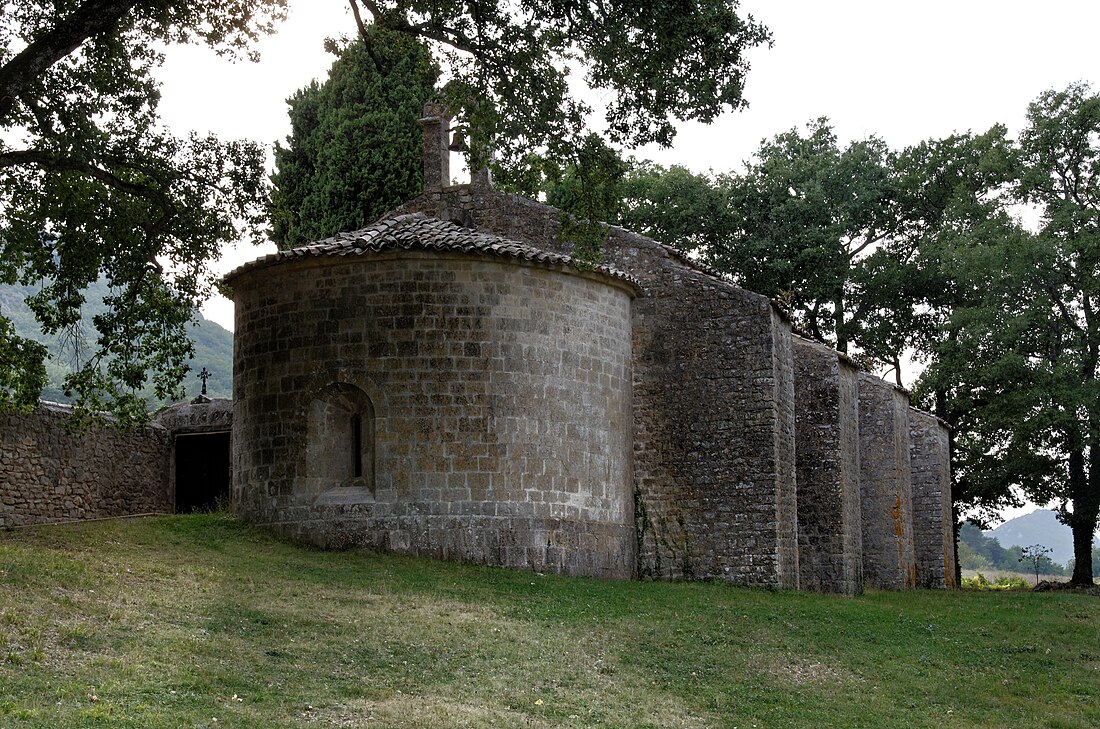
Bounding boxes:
1 515 1098 728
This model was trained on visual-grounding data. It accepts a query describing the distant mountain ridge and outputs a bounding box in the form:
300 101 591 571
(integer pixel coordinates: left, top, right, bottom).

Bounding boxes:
987 509 1100 567
1 279 233 406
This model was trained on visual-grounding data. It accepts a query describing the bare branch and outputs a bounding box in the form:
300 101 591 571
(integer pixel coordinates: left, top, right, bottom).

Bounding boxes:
346 0 384 72
348 0 371 40
848 229 886 259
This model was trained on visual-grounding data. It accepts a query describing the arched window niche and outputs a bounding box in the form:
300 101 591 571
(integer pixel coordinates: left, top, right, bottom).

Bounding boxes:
302 382 376 505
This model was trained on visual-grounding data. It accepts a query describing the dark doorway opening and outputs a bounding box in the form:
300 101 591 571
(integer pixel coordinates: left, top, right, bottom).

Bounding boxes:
175 431 231 513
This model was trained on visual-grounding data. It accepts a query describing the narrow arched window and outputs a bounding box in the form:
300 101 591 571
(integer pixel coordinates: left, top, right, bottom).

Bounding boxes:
302 383 376 500
351 413 363 478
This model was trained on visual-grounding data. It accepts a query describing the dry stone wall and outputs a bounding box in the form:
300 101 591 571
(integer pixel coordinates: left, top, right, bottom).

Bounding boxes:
793 338 862 595
909 410 957 589
392 184 800 587
858 374 917 589
229 250 637 579
0 404 171 527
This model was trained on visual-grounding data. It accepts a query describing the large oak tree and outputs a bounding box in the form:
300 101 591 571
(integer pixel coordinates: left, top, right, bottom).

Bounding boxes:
709 119 899 357
922 83 1100 584
1 1 286 422
341 0 771 185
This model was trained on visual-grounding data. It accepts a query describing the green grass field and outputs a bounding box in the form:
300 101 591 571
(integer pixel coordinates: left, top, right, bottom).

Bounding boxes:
1 514 1098 728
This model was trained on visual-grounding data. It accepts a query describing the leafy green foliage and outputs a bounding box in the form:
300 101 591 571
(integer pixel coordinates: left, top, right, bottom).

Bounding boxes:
541 134 629 264
0 316 47 412
959 573 1030 591
916 83 1100 584
614 161 736 255
0 279 233 405
0 1 284 422
633 118 907 361
344 0 770 184
269 30 439 248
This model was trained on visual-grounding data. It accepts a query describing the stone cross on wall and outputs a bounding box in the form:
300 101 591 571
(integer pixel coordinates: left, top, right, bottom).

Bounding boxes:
192 367 212 404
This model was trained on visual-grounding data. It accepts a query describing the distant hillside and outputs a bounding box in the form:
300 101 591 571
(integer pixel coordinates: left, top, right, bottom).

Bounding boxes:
987 509 1100 567
1 279 233 406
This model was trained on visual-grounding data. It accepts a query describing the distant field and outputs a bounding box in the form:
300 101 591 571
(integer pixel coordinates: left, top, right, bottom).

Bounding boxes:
960 568 1069 587
2 514 1098 728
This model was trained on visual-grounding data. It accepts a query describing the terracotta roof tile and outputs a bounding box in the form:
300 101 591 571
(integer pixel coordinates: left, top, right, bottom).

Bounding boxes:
223 213 640 290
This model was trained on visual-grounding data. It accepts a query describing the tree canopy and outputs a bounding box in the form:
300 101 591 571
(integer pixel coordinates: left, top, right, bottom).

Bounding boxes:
341 0 771 185
711 119 899 355
269 30 439 248
0 1 285 421
917 82 1100 584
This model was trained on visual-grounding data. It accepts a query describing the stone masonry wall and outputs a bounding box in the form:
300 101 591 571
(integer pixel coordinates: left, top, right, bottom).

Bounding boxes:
858 373 916 589
909 409 956 589
793 338 862 595
392 184 800 587
230 251 636 579
0 404 172 527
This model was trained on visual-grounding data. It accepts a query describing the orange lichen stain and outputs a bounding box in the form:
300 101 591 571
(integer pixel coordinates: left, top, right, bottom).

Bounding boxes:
890 495 916 587
944 544 958 589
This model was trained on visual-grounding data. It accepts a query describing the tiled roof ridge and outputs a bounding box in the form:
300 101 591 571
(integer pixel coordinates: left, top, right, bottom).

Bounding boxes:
223 213 640 289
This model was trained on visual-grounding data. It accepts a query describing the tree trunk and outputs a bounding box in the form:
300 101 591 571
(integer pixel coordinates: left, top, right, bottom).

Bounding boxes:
1070 518 1096 585
0 0 137 122
1067 445 1098 586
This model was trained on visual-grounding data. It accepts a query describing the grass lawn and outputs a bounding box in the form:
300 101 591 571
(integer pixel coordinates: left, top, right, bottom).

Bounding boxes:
1 513 1098 728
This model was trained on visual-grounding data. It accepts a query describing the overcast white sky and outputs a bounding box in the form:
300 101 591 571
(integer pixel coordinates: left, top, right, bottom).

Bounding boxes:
156 0 1100 522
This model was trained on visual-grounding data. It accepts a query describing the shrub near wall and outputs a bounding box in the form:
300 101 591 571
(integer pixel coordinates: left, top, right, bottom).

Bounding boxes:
0 404 171 527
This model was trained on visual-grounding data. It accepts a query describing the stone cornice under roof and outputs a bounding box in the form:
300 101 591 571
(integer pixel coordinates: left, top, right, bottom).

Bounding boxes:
222 213 641 292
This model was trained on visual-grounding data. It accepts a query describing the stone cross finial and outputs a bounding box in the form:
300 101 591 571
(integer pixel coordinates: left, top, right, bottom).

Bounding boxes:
198 367 211 396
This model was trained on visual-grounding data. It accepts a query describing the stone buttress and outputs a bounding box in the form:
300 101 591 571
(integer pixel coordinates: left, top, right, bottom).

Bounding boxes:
792 337 863 595
858 373 917 589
